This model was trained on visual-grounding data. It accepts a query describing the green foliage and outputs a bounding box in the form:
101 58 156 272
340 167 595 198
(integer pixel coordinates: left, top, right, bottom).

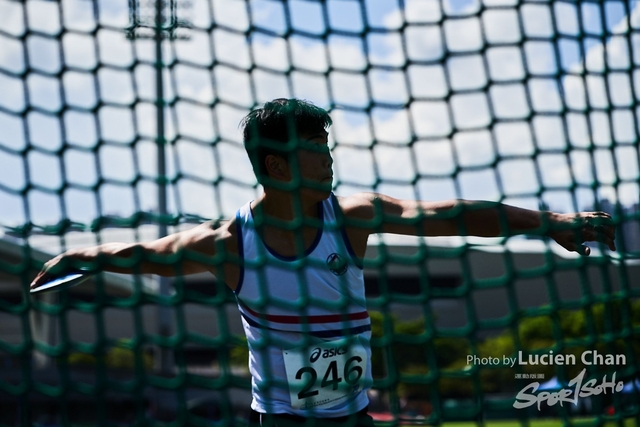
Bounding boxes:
477 300 640 390
633 300 640 325
66 341 153 370
106 346 152 370
369 310 385 339
368 299 640 399
174 301 640 399
67 352 97 366
517 315 554 344
434 337 471 369
369 311 473 399
229 337 250 367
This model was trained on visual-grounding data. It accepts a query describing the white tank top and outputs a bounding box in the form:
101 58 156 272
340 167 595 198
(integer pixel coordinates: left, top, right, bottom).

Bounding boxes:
234 194 372 417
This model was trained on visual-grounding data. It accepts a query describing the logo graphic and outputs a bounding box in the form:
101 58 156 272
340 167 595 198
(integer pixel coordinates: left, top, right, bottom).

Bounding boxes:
466 350 628 410
310 348 321 363
309 346 348 363
513 368 623 410
326 253 348 276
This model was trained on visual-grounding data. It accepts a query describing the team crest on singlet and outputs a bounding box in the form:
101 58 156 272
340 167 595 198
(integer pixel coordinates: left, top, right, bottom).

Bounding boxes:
326 253 348 276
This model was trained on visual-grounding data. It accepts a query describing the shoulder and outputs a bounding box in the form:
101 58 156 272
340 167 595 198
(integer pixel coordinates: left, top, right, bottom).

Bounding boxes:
333 192 383 222
331 193 378 257
212 218 239 248
177 218 239 254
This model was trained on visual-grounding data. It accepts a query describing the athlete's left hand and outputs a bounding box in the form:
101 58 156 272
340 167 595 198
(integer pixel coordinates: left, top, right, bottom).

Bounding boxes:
547 212 616 255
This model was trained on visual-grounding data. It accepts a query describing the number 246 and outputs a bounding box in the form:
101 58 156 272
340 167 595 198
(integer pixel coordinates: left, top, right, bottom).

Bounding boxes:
296 356 363 399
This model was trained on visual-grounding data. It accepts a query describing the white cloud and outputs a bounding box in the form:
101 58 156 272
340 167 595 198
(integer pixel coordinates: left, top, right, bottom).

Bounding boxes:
367 33 405 67
98 30 135 67
333 144 376 187
453 131 494 168
98 68 136 105
64 148 98 186
99 144 136 182
0 73 25 112
451 93 492 128
482 9 522 44
290 36 328 73
494 122 534 156
490 84 530 120
0 150 25 191
330 110 371 146
0 35 25 74
447 55 487 91
329 72 369 108
520 3 554 38
215 65 253 107
62 33 97 70
537 154 572 188
370 109 411 145
594 149 618 185
410 102 451 137
251 34 290 72
444 17 483 52
27 112 62 151
61 0 97 32
253 70 291 104
414 140 456 177
615 146 640 181
524 41 557 75
26 0 61 35
403 0 441 24
407 65 448 99
174 64 215 104
28 74 61 111
404 26 444 62
0 0 25 36
175 101 217 142
328 36 367 71
291 72 330 107
498 159 539 196
374 145 416 182
528 78 562 113
96 0 129 28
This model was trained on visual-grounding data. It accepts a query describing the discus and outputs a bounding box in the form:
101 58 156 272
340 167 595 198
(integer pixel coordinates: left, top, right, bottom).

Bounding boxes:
30 272 93 295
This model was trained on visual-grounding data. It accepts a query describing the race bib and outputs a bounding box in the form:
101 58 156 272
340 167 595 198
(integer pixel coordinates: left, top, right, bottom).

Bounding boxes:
283 338 367 410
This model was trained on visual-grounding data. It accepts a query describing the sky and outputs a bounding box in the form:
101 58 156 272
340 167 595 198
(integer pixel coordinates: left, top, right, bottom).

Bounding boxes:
0 0 639 245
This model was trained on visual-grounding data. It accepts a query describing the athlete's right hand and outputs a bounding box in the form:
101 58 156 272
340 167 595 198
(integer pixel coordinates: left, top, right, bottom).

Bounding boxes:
30 252 77 292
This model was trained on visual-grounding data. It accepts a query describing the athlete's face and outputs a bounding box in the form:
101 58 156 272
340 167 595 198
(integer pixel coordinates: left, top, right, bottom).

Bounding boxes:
263 130 333 200
293 131 333 200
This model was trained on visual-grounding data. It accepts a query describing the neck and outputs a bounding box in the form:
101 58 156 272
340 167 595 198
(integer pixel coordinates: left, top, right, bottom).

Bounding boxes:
256 188 321 221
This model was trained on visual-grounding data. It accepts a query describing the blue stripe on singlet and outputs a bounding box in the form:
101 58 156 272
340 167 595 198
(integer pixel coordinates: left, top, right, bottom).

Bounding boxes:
234 209 245 294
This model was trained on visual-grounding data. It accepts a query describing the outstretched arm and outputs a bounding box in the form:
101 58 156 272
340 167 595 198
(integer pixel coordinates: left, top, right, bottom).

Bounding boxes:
30 220 230 291
339 193 616 256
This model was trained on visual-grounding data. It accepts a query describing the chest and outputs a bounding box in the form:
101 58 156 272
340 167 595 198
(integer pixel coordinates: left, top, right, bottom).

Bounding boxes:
239 230 363 303
260 226 321 259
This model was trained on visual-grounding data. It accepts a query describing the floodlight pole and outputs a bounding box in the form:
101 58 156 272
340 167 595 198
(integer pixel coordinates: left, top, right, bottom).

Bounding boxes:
155 0 173 375
127 0 191 377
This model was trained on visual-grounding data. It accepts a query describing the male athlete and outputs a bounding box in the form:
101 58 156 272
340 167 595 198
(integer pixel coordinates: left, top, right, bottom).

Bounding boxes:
31 99 616 426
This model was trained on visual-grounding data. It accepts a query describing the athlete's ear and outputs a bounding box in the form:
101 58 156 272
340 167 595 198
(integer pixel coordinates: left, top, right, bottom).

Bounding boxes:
265 154 289 180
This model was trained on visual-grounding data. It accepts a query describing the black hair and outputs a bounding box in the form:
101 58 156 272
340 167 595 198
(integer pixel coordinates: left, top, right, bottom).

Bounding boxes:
240 98 332 180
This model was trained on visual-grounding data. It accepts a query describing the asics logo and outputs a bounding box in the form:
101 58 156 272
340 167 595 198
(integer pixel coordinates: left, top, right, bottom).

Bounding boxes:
309 346 347 363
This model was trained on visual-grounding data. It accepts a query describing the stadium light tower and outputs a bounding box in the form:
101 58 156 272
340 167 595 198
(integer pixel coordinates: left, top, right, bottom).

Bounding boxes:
125 0 192 375
125 0 192 40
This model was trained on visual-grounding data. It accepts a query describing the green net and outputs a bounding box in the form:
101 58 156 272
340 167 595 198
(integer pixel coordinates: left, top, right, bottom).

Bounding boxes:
1 0 640 425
